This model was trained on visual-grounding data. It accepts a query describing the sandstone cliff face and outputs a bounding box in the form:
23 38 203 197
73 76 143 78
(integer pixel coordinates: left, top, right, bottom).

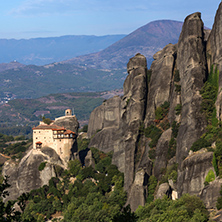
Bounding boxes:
176 12 207 165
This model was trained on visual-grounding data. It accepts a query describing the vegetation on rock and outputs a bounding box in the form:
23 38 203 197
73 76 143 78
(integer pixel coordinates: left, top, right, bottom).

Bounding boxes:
38 162 47 171
136 194 209 222
155 101 170 121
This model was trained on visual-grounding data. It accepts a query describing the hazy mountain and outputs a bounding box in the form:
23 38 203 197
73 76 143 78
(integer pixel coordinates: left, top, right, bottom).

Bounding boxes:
0 20 184 100
63 20 183 69
0 35 126 65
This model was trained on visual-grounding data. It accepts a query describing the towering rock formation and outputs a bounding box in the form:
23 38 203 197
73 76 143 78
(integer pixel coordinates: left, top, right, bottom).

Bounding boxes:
88 53 151 210
176 12 207 165
87 8 222 210
5 2 222 213
144 44 176 124
207 2 222 121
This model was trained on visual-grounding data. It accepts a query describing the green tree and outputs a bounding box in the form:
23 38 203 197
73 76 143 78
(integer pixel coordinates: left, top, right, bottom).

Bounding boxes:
68 159 82 177
0 176 22 221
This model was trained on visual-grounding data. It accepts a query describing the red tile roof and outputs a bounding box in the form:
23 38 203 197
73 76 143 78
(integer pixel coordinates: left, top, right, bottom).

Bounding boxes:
64 130 75 135
36 141 42 144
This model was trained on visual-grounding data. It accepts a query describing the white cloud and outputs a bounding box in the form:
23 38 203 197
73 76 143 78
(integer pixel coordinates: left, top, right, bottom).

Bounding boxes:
9 0 152 17
9 0 79 16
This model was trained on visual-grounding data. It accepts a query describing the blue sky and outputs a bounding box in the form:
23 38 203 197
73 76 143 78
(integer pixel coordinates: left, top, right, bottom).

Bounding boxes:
0 0 221 39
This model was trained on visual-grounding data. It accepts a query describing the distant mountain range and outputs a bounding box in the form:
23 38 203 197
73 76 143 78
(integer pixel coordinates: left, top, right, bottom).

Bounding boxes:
63 20 183 69
0 35 126 65
0 20 184 100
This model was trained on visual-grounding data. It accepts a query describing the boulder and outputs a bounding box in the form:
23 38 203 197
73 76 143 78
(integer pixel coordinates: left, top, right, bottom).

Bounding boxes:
155 183 170 199
177 151 215 197
3 149 62 201
200 178 222 209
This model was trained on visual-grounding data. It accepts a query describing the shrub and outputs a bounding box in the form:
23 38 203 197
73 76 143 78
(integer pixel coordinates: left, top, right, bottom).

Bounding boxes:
160 163 178 184
67 159 82 177
174 70 180 82
190 138 211 152
205 169 215 184
38 162 46 171
155 101 170 120
42 116 52 125
82 125 88 132
213 153 219 176
160 119 170 130
146 176 157 204
155 107 164 120
148 149 156 160
175 104 182 115
168 138 176 160
175 84 181 93
144 125 162 148
172 121 180 138
77 138 90 151
200 64 219 124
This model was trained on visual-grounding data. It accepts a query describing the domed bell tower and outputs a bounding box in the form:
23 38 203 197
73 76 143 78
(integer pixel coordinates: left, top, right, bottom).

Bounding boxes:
65 109 72 116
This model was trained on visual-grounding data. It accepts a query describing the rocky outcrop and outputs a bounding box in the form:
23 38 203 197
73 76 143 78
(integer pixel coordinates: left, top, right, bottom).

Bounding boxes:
207 2 222 121
88 53 150 208
87 96 122 138
54 115 79 154
177 151 215 197
54 115 79 134
155 183 170 199
200 178 222 209
154 128 172 180
3 148 62 201
145 44 176 124
126 169 148 212
176 12 207 165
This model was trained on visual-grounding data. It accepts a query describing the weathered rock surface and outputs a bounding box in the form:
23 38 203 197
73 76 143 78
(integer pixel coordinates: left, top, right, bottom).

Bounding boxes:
3 148 62 201
126 169 148 212
207 3 222 121
177 151 215 197
88 53 150 209
176 12 207 165
54 115 79 134
145 44 176 125
155 183 170 199
87 96 122 138
200 178 222 209
154 128 172 180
